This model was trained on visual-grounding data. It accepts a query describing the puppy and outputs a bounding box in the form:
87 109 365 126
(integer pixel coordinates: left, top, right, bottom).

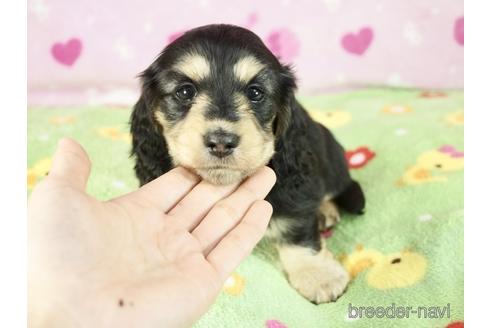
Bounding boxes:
130 24 365 303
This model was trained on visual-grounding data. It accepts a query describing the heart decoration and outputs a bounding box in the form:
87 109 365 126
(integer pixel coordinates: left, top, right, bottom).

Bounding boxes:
341 27 373 56
438 145 464 158
454 16 464 46
265 28 300 63
167 31 185 44
244 12 258 29
51 38 83 66
265 320 288 328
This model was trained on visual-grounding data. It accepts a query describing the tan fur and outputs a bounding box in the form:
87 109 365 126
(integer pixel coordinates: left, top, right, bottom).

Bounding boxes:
319 195 340 228
264 217 293 240
173 53 211 81
154 92 275 185
233 56 265 83
277 245 350 303
154 111 170 130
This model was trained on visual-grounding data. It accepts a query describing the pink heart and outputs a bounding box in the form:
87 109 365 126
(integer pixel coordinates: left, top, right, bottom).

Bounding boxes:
341 27 373 56
167 31 185 44
438 145 456 153
454 16 464 46
51 38 82 66
438 145 464 158
265 320 288 328
244 12 259 29
265 28 300 63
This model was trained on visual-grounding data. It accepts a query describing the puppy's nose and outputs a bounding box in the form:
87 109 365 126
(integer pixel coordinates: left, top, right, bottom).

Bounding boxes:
204 130 240 158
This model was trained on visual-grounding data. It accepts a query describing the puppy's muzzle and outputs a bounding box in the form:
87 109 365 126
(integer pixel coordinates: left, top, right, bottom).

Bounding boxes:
204 129 240 158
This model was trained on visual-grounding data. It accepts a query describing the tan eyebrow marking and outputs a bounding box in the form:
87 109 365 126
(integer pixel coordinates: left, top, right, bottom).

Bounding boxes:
173 53 210 81
233 56 265 83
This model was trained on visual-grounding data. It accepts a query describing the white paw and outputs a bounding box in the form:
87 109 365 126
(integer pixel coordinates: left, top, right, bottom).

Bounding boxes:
287 250 349 303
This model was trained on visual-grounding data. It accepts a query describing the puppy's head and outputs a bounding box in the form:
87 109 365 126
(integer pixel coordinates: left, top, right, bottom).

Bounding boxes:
138 24 296 185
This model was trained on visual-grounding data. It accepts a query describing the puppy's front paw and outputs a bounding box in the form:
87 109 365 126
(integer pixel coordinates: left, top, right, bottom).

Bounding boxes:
286 250 349 304
319 198 341 229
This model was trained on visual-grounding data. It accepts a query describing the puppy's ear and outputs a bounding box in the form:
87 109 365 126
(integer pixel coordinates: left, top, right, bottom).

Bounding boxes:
130 65 171 185
274 64 297 137
138 64 161 111
131 65 161 140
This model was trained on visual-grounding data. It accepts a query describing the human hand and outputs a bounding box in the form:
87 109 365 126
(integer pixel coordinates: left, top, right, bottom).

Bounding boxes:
28 138 276 328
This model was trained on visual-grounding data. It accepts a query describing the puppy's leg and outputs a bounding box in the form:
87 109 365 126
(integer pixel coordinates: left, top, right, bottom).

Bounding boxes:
272 216 349 304
318 195 340 229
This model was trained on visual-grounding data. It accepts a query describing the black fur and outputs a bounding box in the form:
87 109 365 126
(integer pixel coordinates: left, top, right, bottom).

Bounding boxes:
130 97 173 185
130 24 365 253
266 102 363 250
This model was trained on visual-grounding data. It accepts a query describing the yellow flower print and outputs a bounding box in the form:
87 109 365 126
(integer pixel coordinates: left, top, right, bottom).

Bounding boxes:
343 246 427 289
397 145 464 185
27 157 52 190
308 110 352 128
49 115 76 125
97 127 131 143
223 272 245 295
445 111 464 125
382 104 413 115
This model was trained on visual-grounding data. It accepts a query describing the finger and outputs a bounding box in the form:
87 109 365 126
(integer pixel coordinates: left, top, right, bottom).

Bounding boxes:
48 137 91 190
167 180 240 231
128 167 201 212
206 200 273 280
192 167 276 254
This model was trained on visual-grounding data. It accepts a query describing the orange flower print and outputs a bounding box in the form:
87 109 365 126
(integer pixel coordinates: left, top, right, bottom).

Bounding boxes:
419 91 447 98
446 321 464 328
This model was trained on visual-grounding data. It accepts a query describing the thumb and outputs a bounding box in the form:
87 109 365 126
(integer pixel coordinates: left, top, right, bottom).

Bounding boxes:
48 138 92 190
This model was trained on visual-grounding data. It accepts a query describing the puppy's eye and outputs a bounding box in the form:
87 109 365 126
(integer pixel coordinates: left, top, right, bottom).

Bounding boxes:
246 86 264 102
175 84 197 102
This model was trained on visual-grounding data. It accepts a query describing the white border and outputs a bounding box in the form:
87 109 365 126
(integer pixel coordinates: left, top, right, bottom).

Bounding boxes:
6 1 480 327
465 1 492 326
0 0 26 326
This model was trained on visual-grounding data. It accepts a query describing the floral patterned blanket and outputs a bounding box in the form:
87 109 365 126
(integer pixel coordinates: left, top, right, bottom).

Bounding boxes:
27 88 464 328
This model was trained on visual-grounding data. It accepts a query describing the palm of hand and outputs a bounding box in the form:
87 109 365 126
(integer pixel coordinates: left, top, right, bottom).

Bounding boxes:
28 139 275 328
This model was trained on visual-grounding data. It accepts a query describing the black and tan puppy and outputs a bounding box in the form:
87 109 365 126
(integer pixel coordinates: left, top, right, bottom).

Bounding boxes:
130 24 365 303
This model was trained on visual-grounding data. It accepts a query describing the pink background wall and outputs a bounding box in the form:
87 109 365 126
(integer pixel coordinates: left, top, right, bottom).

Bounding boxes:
28 0 463 106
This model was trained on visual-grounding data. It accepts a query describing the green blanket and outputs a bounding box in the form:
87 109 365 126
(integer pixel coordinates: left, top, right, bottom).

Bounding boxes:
27 88 464 328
